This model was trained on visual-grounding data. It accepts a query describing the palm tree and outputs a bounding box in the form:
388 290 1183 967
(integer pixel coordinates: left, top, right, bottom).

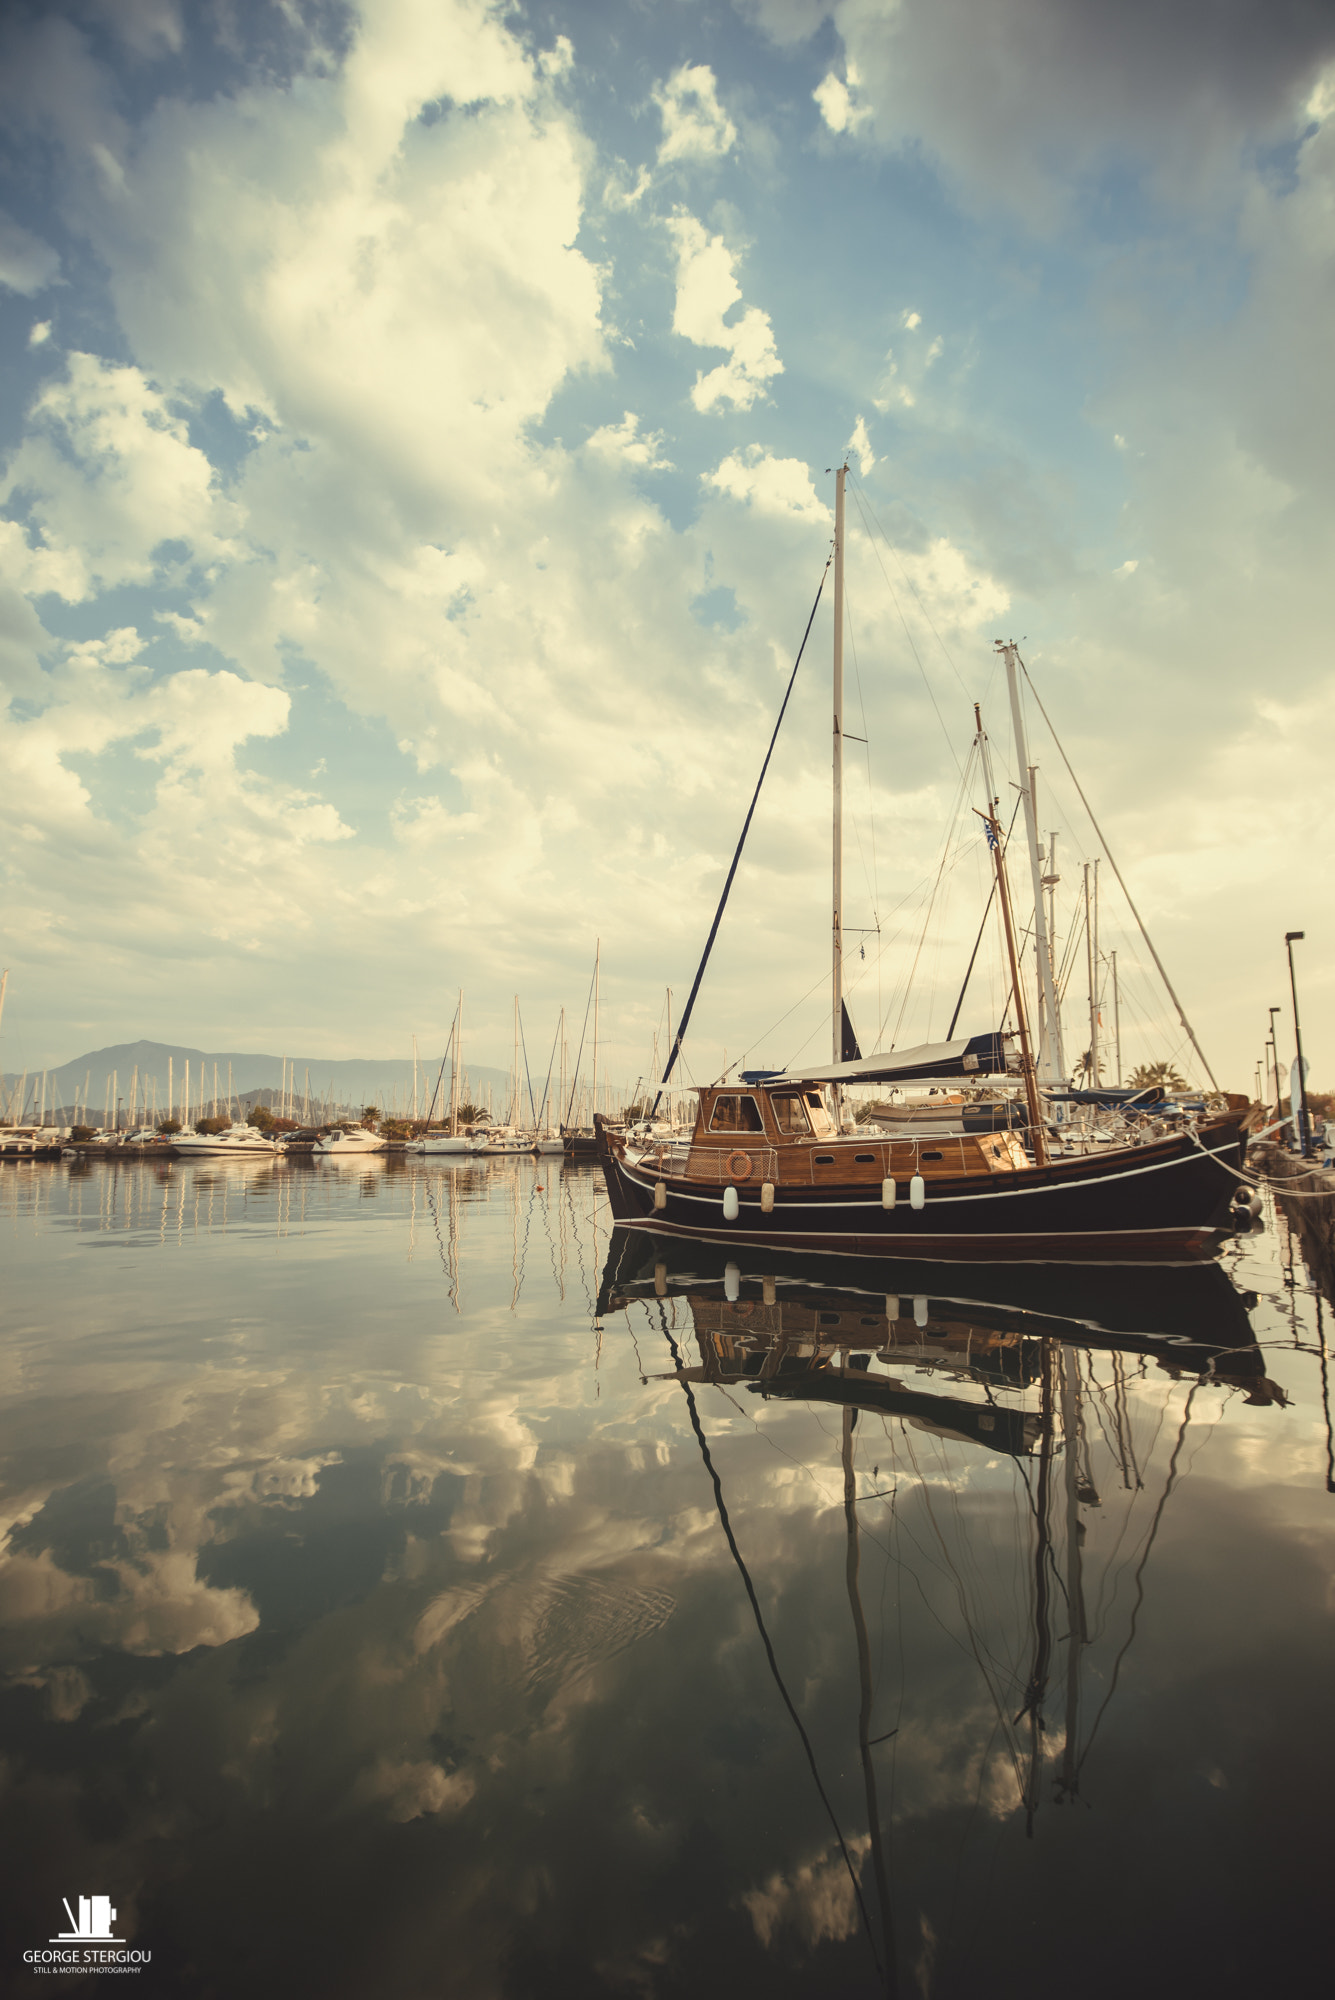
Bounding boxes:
1127 1060 1187 1092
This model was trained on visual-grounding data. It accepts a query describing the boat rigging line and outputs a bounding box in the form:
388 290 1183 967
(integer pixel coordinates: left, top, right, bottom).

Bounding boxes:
945 795 1023 1039
846 481 968 773
1018 658 1218 1089
421 1000 460 1128
564 951 598 1128
650 557 832 1118
659 1308 888 1988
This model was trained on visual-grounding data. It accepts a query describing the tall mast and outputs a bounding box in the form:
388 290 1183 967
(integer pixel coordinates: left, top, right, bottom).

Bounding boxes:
832 463 846 1065
1092 860 1100 1084
451 995 461 1135
976 706 1047 1166
1112 950 1121 1086
1001 644 1064 1090
1083 864 1097 1086
592 939 600 1124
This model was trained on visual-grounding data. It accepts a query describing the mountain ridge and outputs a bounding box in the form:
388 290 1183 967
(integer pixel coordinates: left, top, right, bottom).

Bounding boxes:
3 1039 527 1120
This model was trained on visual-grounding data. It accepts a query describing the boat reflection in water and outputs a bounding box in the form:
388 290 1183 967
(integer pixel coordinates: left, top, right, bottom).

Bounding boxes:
601 1226 1287 1994
2 1164 1325 1997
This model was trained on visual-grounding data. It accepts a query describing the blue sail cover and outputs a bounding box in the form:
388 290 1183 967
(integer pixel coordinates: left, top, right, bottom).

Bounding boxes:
752 1032 1012 1088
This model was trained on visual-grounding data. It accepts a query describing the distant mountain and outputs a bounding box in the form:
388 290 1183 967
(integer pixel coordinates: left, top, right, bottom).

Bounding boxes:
3 1040 522 1122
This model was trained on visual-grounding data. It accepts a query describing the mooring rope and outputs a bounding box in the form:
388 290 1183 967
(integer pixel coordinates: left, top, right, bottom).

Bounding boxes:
1186 1127 1335 1197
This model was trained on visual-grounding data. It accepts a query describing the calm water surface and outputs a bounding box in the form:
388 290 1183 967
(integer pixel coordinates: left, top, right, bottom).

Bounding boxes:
1 1156 1331 1997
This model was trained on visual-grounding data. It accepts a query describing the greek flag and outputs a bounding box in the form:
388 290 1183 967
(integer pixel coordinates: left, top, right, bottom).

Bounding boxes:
985 820 999 850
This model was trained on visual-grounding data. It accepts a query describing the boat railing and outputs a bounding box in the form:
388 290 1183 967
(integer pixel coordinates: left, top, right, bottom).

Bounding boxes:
684 1144 782 1185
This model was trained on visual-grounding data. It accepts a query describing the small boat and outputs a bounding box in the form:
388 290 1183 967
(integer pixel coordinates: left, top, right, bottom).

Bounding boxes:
0 1126 63 1160
171 1127 279 1157
313 1125 387 1156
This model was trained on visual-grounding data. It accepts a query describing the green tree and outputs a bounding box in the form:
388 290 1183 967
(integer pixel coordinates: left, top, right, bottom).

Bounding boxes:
1127 1061 1187 1093
362 1105 380 1127
157 1118 182 1135
248 1104 275 1131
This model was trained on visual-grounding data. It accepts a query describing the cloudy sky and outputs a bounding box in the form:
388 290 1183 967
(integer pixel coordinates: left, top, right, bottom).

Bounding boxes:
1 0 1332 1092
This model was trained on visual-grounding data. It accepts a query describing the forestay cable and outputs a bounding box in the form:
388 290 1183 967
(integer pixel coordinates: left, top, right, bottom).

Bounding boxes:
651 559 831 1116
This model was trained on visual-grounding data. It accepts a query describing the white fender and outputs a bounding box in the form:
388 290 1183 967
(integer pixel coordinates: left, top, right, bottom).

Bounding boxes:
722 1184 740 1222
760 1181 775 1213
914 1295 929 1327
882 1178 896 1209
910 1173 926 1210
724 1261 741 1302
885 1294 900 1322
763 1276 776 1305
653 1180 666 1210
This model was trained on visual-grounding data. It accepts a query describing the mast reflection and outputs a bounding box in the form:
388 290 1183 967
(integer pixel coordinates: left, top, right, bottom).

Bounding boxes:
603 1227 1281 1992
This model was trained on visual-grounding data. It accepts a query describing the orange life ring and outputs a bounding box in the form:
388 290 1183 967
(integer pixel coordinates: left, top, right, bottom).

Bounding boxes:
726 1150 754 1182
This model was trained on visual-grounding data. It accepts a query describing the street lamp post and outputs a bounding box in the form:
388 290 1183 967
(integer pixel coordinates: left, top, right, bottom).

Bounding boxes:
1284 932 1310 1157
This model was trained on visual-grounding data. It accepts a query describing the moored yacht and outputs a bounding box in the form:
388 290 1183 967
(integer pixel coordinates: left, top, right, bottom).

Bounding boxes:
313 1125 387 1156
171 1126 279 1157
601 462 1255 1264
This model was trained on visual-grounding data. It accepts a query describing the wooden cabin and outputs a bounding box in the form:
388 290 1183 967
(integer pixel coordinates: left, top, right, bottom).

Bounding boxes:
637 1083 1030 1188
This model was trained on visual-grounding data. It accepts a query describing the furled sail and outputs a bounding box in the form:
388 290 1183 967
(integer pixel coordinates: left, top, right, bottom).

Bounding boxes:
753 1031 1012 1088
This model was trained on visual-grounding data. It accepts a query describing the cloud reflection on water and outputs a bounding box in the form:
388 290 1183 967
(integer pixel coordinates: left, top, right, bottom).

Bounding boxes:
0 1157 1331 1997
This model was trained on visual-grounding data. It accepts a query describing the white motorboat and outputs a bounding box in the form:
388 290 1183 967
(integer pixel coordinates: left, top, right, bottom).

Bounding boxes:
171 1127 279 1157
313 1125 387 1156
406 1132 481 1155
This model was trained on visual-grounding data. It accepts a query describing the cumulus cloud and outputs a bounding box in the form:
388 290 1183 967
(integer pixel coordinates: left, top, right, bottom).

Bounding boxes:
667 215 783 411
704 446 827 523
654 63 738 165
812 63 871 135
847 415 874 477
0 352 234 600
584 412 674 471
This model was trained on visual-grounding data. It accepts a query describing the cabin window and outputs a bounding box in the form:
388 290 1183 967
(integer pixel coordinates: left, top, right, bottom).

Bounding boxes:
804 1092 836 1135
771 1094 810 1134
814 1153 835 1165
922 1150 944 1161
854 1152 876 1164
709 1094 764 1133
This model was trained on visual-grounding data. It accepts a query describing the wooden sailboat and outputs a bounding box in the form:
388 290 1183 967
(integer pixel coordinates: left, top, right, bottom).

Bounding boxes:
596 466 1252 1262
